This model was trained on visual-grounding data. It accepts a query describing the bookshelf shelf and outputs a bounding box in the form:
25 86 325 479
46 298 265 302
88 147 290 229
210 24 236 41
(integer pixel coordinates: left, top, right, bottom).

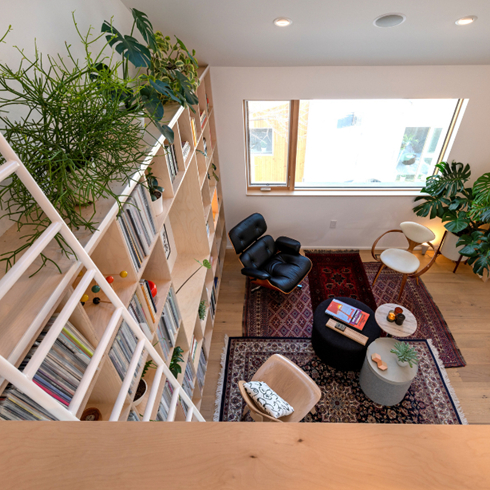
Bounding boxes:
0 66 223 422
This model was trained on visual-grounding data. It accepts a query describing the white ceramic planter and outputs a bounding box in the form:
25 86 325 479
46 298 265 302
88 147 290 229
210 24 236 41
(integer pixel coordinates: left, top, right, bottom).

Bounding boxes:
440 231 464 262
133 379 147 407
397 359 409 368
151 194 164 216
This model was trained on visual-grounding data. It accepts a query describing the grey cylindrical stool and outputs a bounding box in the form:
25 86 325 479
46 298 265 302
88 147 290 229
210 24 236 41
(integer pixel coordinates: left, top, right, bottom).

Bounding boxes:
359 338 418 406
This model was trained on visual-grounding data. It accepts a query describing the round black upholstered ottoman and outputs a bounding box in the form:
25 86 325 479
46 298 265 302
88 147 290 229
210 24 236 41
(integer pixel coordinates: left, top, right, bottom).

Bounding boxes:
311 297 381 371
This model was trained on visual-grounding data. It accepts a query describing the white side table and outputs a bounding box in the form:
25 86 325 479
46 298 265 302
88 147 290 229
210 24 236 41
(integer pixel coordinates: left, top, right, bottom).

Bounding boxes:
375 303 417 337
359 338 418 406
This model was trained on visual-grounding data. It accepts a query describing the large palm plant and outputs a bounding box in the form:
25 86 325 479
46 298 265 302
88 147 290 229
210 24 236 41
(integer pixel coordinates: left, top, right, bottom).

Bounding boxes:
413 161 490 276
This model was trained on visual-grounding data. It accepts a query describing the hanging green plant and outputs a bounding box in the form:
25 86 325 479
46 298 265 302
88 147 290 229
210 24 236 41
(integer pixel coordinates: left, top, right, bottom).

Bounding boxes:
0 19 151 273
169 346 184 378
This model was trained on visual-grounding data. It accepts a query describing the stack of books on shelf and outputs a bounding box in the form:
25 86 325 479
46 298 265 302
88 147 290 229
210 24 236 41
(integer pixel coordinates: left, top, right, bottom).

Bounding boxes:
210 287 217 318
128 293 152 340
196 347 207 392
164 144 178 182
139 279 157 323
156 311 176 361
182 141 191 162
118 184 156 271
156 380 173 421
190 118 197 146
163 287 181 335
182 360 195 398
0 315 95 421
200 110 207 129
109 321 144 394
127 410 141 421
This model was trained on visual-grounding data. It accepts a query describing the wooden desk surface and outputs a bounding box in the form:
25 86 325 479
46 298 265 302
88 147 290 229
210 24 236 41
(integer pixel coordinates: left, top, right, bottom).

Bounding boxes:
1 423 489 489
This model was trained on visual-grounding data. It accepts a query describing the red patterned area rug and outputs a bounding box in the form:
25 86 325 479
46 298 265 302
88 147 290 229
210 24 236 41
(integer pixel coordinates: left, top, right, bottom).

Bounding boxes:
364 262 466 369
216 337 466 424
242 251 465 368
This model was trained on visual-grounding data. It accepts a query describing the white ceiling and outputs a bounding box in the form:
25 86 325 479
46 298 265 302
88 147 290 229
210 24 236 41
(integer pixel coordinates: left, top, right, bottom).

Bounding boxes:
122 0 490 66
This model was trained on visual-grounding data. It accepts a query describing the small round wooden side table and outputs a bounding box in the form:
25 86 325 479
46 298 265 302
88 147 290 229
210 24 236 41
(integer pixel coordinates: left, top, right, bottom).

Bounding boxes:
374 303 417 337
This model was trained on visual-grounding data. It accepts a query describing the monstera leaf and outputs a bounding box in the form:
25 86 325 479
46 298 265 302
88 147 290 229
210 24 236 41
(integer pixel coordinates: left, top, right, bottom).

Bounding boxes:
149 79 182 104
101 22 151 68
471 173 490 223
442 210 471 234
131 8 158 51
413 194 449 219
174 70 199 107
423 161 471 198
457 231 490 275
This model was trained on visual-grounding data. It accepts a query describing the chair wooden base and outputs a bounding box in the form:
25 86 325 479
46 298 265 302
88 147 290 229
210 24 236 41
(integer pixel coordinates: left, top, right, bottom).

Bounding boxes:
372 263 410 301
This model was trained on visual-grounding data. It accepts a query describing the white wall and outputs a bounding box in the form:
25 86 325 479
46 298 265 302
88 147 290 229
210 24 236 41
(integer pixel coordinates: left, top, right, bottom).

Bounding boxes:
211 66 490 249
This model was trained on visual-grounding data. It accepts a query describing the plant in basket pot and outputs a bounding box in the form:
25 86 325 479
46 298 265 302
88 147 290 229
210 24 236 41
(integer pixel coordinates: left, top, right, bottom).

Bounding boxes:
146 166 165 216
413 161 490 278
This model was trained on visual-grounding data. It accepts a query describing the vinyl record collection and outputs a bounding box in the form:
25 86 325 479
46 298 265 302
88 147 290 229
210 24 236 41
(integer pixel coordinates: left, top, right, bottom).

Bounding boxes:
164 144 179 182
0 314 95 421
117 184 156 271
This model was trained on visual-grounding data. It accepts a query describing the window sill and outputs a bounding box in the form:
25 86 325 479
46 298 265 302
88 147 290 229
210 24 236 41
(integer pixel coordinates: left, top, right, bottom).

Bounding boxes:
246 188 424 197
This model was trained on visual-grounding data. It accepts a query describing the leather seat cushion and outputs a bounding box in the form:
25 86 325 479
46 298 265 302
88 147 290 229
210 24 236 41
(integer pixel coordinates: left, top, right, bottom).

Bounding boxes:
263 253 312 293
380 248 420 274
240 235 276 269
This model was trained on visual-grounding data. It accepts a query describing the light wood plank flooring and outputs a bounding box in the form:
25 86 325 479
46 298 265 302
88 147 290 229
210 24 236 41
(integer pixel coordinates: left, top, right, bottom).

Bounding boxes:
201 249 490 424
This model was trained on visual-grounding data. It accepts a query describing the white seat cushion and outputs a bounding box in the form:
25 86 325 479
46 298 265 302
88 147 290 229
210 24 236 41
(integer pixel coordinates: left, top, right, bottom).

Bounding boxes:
243 381 294 419
380 248 420 274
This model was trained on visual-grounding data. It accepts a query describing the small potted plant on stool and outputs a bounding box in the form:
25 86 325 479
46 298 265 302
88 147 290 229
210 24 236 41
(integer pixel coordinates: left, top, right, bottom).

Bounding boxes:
390 341 419 368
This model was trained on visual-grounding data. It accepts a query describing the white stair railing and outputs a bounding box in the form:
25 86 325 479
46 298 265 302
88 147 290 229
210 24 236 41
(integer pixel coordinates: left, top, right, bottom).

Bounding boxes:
0 132 204 422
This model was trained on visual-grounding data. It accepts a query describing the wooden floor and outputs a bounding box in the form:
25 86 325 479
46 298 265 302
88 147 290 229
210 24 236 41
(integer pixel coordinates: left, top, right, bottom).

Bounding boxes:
201 248 490 424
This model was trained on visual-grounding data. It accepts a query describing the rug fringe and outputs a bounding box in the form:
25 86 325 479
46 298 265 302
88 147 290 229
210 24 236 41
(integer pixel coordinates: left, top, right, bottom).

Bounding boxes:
427 338 468 425
213 334 229 422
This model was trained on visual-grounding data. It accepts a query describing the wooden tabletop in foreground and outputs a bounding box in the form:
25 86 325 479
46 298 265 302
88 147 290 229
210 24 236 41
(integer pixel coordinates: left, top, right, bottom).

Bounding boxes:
1 422 489 489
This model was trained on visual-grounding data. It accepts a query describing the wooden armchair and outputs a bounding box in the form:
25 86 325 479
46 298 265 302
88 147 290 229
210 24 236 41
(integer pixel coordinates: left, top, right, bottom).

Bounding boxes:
371 221 440 301
238 354 321 423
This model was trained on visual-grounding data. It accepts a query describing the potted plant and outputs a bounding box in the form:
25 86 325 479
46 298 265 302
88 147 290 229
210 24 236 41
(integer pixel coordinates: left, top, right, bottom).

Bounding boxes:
134 358 158 406
198 300 207 321
413 161 490 276
0 19 151 273
146 166 165 216
101 9 199 142
390 341 419 368
169 346 185 378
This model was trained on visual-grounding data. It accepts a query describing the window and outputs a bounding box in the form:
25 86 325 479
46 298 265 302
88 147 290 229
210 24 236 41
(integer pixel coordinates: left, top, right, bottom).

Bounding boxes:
245 101 291 186
245 98 463 190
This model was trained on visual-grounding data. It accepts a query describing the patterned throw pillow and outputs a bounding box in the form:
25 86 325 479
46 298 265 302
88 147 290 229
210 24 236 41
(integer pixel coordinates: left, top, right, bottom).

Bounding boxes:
243 381 294 419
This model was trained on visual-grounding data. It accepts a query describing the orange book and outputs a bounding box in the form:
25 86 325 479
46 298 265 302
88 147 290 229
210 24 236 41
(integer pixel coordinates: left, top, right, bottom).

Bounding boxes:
325 299 369 331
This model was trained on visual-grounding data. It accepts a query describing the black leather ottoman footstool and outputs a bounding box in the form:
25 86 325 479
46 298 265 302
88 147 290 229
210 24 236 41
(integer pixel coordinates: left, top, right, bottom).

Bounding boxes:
311 297 381 371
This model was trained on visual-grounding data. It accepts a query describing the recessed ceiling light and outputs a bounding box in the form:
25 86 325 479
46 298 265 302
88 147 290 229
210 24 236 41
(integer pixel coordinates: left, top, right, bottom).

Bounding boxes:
455 16 477 26
273 17 292 27
373 13 406 28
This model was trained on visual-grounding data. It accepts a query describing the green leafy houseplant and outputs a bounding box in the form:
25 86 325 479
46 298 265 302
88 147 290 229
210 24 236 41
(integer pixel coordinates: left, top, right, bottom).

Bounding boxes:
413 161 490 276
101 9 199 142
169 346 184 378
0 20 150 272
146 166 164 202
390 341 419 368
198 300 207 321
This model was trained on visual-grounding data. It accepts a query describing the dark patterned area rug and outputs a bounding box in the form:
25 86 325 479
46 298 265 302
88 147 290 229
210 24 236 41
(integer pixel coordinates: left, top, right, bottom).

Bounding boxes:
242 251 465 368
216 337 466 424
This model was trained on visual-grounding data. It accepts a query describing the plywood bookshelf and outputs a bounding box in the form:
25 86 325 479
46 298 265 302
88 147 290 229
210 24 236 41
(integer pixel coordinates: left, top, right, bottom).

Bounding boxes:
0 66 225 421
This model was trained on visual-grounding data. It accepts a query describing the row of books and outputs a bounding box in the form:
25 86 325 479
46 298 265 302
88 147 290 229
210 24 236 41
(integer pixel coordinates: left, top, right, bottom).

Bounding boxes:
164 143 179 182
0 315 95 421
118 184 156 271
128 410 141 421
128 292 152 340
140 279 157 323
182 360 195 398
182 141 191 163
209 286 217 318
200 110 207 129
156 380 173 421
109 321 143 394
196 347 207 392
156 287 180 360
190 118 197 147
